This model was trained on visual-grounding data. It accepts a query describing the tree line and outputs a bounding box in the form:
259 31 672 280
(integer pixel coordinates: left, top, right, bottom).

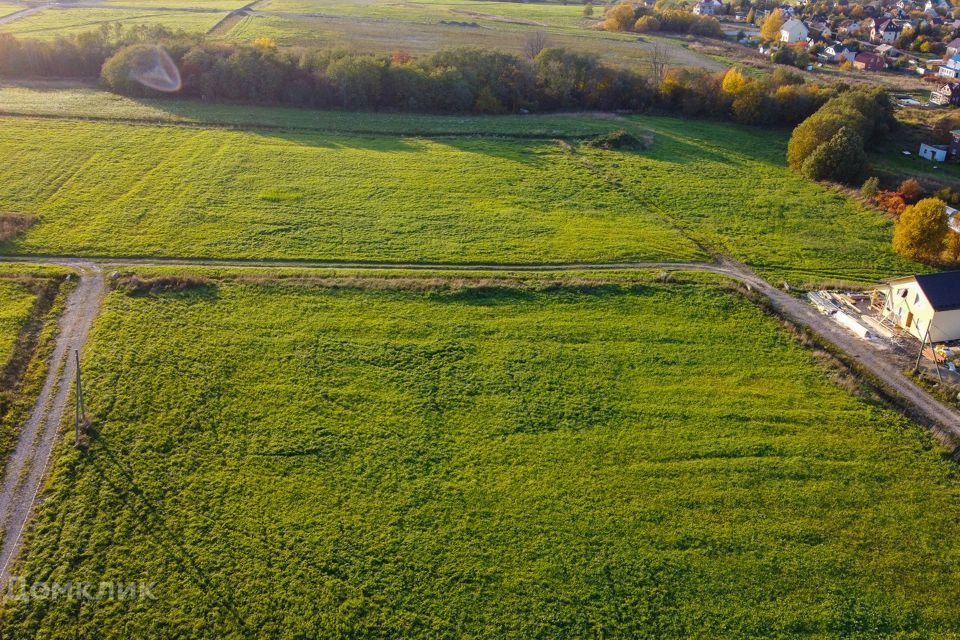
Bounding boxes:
0 25 836 123
100 38 834 123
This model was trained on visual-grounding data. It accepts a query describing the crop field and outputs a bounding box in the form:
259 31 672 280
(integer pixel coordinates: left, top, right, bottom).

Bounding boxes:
0 109 918 283
0 8 229 39
1 273 958 637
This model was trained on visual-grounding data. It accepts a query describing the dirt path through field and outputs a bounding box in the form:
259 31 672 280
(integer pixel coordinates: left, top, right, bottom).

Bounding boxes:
0 254 957 585
0 261 104 588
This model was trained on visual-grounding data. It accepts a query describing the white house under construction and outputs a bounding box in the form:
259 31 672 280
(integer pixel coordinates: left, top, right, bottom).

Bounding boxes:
881 271 960 343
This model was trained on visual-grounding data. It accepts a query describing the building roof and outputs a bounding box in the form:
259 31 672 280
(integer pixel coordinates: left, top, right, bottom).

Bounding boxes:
915 271 960 311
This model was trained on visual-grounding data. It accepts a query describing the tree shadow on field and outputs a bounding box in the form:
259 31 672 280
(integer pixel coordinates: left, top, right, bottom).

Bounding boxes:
82 434 256 637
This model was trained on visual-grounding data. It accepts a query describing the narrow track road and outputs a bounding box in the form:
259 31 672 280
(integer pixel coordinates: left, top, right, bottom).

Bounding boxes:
0 254 957 586
0 262 104 587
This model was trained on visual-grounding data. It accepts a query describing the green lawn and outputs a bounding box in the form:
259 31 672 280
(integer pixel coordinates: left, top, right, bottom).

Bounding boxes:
4 274 960 637
0 110 919 283
0 7 228 38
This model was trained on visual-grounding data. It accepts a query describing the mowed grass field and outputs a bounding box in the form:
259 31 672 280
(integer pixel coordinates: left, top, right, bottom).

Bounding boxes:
0 109 918 283
4 273 960 637
0 7 229 38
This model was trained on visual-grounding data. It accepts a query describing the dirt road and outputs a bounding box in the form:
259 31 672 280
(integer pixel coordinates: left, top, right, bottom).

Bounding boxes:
0 254 957 585
0 262 104 586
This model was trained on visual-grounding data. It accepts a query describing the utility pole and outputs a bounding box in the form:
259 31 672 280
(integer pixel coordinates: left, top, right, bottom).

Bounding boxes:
74 350 85 447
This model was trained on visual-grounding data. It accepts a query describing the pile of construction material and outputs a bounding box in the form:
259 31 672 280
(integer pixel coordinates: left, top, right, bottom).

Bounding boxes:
806 290 894 341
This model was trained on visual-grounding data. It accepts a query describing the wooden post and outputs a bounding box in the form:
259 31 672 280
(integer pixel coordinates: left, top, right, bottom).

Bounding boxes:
915 327 930 372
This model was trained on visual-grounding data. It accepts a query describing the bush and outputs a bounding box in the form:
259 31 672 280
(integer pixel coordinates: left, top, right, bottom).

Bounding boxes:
860 176 880 198
898 178 924 204
876 190 907 216
603 2 637 31
787 88 891 180
634 16 661 32
799 126 865 184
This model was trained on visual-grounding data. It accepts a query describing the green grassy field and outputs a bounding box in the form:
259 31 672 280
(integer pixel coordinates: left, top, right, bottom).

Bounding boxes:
0 108 919 283
3 273 960 637
0 116 702 264
0 7 228 38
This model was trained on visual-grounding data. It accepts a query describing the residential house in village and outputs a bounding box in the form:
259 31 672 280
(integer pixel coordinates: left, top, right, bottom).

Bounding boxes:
930 81 960 105
875 43 900 60
821 41 857 62
853 51 885 70
947 37 960 57
870 17 902 43
882 271 960 343
940 55 960 78
780 17 809 43
693 0 724 15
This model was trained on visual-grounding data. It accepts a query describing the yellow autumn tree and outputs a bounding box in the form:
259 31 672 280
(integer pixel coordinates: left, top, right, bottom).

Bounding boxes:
603 2 636 31
893 198 950 263
760 9 785 42
721 68 748 94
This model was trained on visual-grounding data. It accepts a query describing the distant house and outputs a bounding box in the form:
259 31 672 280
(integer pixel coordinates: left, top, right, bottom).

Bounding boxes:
871 17 902 43
940 55 960 78
693 0 723 15
853 52 885 71
946 37 960 57
780 18 809 43
919 143 948 161
875 44 901 60
822 42 856 62
882 271 960 343
930 82 960 105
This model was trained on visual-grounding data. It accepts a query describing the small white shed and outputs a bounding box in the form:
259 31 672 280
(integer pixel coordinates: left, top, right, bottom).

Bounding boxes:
919 143 948 162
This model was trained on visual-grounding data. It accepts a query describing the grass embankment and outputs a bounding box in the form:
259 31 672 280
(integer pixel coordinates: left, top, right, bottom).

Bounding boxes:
4 272 960 637
0 109 920 284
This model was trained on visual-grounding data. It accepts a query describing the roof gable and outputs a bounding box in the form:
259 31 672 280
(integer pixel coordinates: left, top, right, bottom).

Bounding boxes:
915 271 960 311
